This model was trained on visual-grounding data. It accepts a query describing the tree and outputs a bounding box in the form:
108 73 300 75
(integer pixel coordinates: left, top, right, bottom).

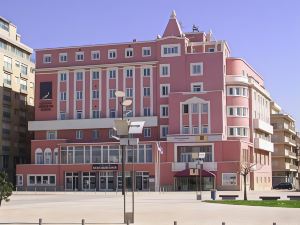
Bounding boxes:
0 172 13 207
239 163 256 201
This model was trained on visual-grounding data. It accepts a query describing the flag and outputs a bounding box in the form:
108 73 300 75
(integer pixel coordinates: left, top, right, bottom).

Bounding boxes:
156 141 163 155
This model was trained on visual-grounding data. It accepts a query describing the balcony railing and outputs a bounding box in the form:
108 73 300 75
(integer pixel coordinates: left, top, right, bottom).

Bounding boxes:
284 150 297 159
253 119 273 134
254 137 274 152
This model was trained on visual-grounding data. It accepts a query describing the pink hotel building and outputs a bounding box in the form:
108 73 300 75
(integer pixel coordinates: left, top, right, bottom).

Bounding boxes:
16 12 274 191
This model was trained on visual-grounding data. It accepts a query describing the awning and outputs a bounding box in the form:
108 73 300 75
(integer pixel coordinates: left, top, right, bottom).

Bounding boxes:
174 169 215 177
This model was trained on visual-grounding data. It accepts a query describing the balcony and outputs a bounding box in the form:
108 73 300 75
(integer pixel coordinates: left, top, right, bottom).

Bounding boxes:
284 150 297 159
253 119 273 134
254 137 274 152
273 122 296 134
172 162 218 172
285 163 298 171
284 137 296 147
225 75 249 85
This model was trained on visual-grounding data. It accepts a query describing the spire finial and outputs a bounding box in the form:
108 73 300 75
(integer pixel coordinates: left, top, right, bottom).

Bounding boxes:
170 10 176 19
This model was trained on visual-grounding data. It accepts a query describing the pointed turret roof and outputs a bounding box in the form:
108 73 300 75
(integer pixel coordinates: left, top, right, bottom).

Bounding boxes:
162 10 183 38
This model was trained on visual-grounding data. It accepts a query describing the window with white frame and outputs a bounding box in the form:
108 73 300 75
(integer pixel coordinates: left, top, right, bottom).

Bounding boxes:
60 72 67 81
109 128 117 138
108 69 116 79
35 149 43 164
183 104 189 114
126 88 133 97
191 103 199 113
91 51 100 60
125 48 133 58
190 63 203 76
16 175 23 186
192 126 199 134
76 91 83 100
47 131 57 140
227 107 248 117
227 86 248 97
124 67 134 78
160 64 170 77
92 71 100 79
28 175 56 186
60 92 67 101
92 90 99 99
108 49 117 59
160 126 169 138
142 47 151 57
201 125 208 134
76 71 83 81
53 148 59 164
201 103 208 113
191 83 203 92
144 128 151 137
76 110 82 119
92 110 100 118
182 126 189 134
43 54 51 63
160 105 169 118
222 173 237 185
44 148 52 164
208 48 215 52
228 127 248 137
76 130 83 139
75 52 84 61
160 84 170 97
59 53 67 62
143 67 151 77
143 107 150 116
60 112 66 120
92 130 99 139
109 89 116 99
161 44 180 57
143 87 150 97
109 109 116 118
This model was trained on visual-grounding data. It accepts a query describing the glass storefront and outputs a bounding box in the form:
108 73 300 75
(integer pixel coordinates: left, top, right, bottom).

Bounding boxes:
175 177 214 191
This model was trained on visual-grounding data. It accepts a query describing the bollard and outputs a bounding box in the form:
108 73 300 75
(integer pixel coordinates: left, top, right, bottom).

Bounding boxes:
222 222 225 225
81 219 85 225
273 223 276 225
39 218 42 225
127 219 130 225
174 221 177 225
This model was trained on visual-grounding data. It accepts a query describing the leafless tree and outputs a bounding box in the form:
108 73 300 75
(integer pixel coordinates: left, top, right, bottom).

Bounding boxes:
238 162 257 201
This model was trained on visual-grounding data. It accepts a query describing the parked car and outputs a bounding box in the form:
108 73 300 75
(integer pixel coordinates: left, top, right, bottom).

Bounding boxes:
273 182 294 190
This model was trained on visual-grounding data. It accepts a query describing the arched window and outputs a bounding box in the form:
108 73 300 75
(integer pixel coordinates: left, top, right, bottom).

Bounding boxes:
44 148 52 164
53 148 59 164
35 148 43 164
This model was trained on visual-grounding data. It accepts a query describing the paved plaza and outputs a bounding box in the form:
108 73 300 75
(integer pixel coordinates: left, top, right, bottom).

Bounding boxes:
0 191 299 225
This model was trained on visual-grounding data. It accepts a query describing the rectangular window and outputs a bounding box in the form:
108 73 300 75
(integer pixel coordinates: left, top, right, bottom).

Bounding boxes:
92 130 99 139
76 91 83 100
109 109 116 118
76 71 83 81
201 103 208 113
47 131 57 140
125 68 133 78
108 69 116 79
143 87 150 97
21 64 28 75
160 105 169 118
125 48 133 58
144 128 151 137
126 88 133 97
143 67 151 77
190 63 203 76
108 49 117 59
227 86 248 97
160 64 170 77
92 71 100 80
208 48 215 52
201 125 208 134
143 107 150 116
109 89 116 99
182 126 189 134
3 56 12 71
43 54 51 63
191 103 199 113
183 104 189 114
222 173 237 185
76 110 82 119
160 84 170 97
92 110 100 118
91 51 100 60
192 127 199 134
228 127 248 137
92 90 99 99
76 130 83 139
142 47 151 57
60 92 67 101
60 112 66 120
60 72 67 81
161 44 180 57
192 83 203 92
59 53 67 62
161 126 168 138
75 52 84 61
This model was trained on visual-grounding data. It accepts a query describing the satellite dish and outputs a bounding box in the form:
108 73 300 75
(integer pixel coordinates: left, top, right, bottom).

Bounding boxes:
115 91 125 97
122 99 132 106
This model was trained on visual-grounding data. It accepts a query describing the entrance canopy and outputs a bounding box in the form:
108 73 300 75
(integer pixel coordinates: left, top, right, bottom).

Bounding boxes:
174 169 215 177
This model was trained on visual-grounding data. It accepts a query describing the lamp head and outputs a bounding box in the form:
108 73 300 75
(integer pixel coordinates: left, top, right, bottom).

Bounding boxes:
115 90 125 98
122 99 132 106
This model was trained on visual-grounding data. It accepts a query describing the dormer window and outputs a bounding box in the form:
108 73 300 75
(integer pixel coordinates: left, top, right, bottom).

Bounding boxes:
108 49 117 59
75 52 84 61
43 54 51 63
59 53 68 62
125 48 133 58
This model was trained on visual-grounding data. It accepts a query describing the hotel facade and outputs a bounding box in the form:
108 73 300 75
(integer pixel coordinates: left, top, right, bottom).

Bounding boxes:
16 12 274 191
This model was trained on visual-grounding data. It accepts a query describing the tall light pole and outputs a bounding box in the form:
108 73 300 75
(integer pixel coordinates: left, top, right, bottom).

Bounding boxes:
196 152 205 200
115 90 132 223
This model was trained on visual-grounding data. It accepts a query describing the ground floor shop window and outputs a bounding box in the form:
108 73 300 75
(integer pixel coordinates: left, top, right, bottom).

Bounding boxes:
175 177 214 191
222 173 237 185
16 175 23 186
65 172 79 190
82 172 96 190
28 175 56 185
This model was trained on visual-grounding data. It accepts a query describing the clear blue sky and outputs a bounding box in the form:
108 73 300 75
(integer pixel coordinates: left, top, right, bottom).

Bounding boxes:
1 0 300 129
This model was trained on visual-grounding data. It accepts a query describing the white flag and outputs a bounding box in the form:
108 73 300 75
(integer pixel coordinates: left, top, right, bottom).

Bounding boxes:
156 142 163 155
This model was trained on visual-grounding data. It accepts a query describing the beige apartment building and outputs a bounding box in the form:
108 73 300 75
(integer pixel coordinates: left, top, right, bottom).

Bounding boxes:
270 102 298 187
0 17 34 183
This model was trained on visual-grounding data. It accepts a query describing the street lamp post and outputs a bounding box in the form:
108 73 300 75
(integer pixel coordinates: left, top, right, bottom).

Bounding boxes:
196 152 205 200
